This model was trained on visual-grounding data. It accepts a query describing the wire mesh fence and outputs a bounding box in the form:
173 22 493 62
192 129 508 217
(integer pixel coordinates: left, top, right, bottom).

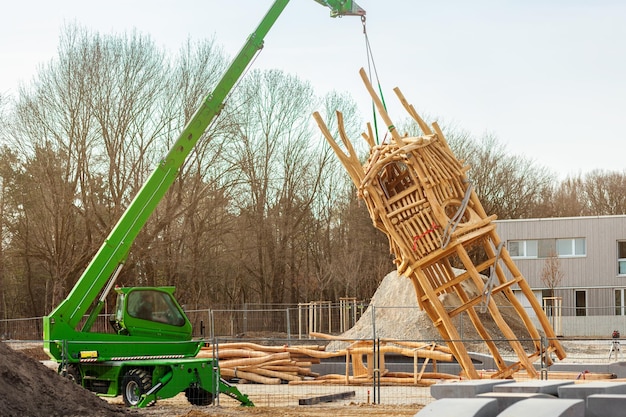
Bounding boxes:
6 303 626 341
4 303 626 409
4 335 625 409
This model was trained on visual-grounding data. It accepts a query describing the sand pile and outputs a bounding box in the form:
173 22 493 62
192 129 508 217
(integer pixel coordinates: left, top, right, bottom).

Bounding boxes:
327 270 532 353
0 341 128 417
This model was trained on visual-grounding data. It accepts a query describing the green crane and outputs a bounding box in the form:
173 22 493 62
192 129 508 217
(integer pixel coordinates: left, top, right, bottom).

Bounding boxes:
42 0 364 408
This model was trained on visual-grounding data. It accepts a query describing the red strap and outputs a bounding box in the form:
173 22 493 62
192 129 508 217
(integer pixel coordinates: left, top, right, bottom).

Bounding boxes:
413 222 440 251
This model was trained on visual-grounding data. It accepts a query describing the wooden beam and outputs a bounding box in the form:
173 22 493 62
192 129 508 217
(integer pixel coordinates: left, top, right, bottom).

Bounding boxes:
298 391 356 405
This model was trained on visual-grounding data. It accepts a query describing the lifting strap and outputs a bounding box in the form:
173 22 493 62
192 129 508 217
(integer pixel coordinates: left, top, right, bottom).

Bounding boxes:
481 241 504 313
362 16 387 145
441 182 473 248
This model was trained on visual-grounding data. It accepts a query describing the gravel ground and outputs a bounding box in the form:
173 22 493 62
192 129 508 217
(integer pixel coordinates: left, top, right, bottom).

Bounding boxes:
4 335 621 417
106 394 422 417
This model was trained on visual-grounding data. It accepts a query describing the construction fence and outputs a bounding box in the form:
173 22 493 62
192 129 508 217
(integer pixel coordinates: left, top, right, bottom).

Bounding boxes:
3 308 626 408
4 302 626 341
3 333 624 409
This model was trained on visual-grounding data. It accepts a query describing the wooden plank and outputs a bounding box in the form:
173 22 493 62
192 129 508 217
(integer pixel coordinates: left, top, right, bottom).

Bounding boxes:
359 68 404 145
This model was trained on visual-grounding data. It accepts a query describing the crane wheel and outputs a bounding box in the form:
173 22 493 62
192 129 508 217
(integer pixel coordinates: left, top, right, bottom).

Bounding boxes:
64 364 82 385
121 368 152 407
185 386 213 406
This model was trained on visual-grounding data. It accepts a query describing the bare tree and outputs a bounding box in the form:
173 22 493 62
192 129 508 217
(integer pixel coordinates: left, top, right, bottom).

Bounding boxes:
395 118 556 220
130 36 232 306
540 175 586 218
0 147 17 321
6 24 177 311
224 69 331 304
543 171 626 218
541 252 564 298
82 28 168 214
0 98 9 321
459 134 556 219
329 192 391 301
540 251 564 326
581 170 626 215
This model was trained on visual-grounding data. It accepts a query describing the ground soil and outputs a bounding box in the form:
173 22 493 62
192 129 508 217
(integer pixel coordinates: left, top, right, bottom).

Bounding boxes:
2 341 420 417
125 403 420 417
0 341 129 417
180 404 420 416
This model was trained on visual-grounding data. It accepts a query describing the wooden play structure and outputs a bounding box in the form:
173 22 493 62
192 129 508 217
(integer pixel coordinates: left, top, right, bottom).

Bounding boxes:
313 68 567 379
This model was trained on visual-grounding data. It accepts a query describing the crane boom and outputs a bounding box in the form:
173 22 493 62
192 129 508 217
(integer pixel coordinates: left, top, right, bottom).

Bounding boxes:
314 0 365 16
44 0 364 354
41 1 364 407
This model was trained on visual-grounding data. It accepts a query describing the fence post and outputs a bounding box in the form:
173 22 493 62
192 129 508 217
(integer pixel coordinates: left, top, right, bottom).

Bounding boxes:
309 303 314 337
372 337 381 404
371 306 378 404
372 335 377 405
298 304 302 340
243 303 248 335
286 308 291 344
371 305 376 340
60 339 69 376
213 336 219 406
540 335 548 380
328 301 332 334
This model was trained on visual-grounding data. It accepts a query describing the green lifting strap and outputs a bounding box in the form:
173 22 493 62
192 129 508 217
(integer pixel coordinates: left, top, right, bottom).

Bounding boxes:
362 15 387 145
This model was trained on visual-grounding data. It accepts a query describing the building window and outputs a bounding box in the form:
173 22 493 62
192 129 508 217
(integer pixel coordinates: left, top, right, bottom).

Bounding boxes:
575 290 587 317
556 238 586 257
509 240 538 258
619 241 626 276
509 238 586 259
616 289 625 316
538 239 556 258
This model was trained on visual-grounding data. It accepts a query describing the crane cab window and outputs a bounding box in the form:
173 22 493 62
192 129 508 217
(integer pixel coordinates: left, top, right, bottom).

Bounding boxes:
127 290 185 326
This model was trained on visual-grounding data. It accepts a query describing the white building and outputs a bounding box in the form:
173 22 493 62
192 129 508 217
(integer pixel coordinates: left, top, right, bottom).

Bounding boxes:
495 215 626 337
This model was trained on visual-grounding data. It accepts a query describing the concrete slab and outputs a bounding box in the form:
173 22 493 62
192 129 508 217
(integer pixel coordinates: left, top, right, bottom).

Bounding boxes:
477 392 555 413
430 379 514 399
492 379 574 396
413 398 498 417
497 398 584 417
586 394 626 417
557 381 626 399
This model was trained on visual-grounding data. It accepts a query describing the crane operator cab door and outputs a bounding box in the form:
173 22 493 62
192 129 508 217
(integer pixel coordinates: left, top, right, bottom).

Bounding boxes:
111 287 193 340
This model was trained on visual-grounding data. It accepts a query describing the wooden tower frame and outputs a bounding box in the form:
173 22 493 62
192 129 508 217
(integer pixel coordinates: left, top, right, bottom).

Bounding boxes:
313 68 566 379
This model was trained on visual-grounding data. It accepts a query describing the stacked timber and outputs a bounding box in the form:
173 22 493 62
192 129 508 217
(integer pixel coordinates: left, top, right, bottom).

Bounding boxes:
198 342 326 384
198 339 458 386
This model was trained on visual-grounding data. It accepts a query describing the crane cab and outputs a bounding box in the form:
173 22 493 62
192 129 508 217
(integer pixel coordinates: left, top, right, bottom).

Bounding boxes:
110 287 192 340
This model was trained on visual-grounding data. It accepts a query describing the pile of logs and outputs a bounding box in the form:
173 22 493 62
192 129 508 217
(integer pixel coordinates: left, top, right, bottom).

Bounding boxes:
198 336 459 386
197 342 328 384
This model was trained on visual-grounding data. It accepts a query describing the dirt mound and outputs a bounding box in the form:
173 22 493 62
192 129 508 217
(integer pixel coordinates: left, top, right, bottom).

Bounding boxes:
327 270 533 353
0 342 128 417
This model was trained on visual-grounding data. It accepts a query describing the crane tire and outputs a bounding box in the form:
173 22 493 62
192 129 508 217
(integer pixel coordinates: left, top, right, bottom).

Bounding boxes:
185 386 213 406
64 364 82 385
121 368 152 407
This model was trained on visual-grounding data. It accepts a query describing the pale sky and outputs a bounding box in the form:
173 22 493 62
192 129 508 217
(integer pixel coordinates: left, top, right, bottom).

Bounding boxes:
1 1 625 179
